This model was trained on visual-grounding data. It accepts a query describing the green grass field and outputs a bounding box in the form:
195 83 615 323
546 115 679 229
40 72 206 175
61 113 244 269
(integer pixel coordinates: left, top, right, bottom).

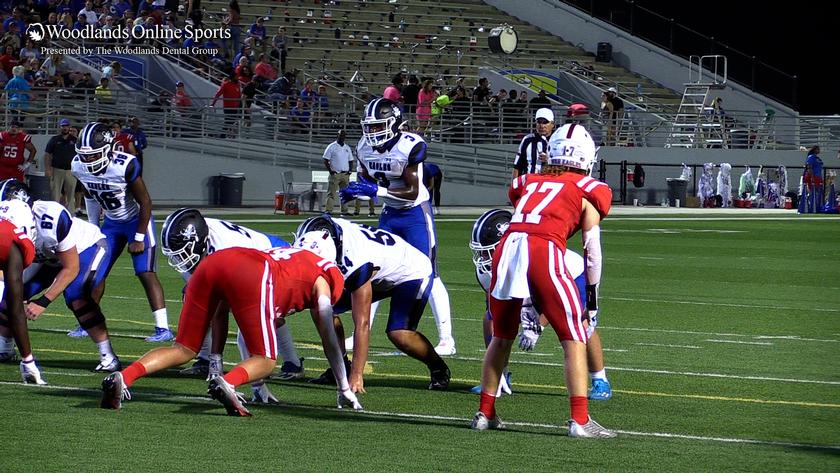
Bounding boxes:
2 212 839 472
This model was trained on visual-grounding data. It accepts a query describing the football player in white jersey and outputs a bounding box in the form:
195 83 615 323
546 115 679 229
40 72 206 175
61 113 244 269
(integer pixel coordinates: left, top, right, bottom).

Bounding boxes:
295 215 451 392
0 180 120 372
71 122 172 342
339 98 456 356
160 208 303 402
469 209 612 401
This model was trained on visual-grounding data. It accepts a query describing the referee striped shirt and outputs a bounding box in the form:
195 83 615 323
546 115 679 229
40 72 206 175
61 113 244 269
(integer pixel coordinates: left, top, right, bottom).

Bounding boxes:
514 133 549 175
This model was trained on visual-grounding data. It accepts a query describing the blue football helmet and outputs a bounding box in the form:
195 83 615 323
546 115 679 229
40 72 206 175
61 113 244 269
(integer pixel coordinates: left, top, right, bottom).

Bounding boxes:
0 179 32 206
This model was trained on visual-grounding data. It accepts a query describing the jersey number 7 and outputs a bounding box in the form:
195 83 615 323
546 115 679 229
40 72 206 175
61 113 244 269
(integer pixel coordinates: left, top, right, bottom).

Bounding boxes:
511 182 565 225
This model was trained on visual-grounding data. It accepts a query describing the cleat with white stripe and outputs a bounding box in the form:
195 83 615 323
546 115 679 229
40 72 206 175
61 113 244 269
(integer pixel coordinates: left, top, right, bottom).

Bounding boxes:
568 417 617 438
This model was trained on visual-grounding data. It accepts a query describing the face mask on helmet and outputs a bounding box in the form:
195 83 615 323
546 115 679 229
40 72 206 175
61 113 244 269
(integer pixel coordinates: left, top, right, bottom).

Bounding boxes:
469 210 511 274
360 99 402 147
162 239 203 273
76 123 113 174
547 124 598 173
77 145 111 174
0 179 32 206
294 230 338 263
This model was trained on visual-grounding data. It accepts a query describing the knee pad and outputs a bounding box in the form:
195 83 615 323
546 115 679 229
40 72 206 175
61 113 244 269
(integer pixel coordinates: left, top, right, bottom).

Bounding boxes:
73 302 106 330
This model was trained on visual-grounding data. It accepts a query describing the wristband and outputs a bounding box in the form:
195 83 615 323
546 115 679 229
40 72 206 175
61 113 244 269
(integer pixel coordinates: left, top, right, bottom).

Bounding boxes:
585 284 598 311
134 232 145 242
33 295 52 308
376 186 388 197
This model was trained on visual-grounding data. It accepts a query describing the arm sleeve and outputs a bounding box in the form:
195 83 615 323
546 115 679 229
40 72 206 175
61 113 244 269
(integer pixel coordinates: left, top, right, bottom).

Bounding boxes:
124 158 141 183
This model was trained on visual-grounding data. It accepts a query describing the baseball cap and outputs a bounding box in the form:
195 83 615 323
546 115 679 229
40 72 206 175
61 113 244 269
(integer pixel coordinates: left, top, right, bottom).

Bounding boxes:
535 108 554 122
607 87 617 94
59 118 71 126
175 81 184 87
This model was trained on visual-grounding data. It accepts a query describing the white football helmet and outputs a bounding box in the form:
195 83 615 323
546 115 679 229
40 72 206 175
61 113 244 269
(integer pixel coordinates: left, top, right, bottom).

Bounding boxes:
547 123 599 173
294 230 337 264
0 199 37 243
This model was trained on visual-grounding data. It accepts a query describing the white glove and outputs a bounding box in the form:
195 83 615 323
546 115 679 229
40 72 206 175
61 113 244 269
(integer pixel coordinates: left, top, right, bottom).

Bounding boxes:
17 162 31 172
251 382 279 404
337 388 363 410
586 309 599 339
518 304 542 351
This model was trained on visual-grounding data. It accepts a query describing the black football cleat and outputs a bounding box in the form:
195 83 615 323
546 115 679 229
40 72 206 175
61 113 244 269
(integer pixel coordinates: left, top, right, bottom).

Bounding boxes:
428 366 451 390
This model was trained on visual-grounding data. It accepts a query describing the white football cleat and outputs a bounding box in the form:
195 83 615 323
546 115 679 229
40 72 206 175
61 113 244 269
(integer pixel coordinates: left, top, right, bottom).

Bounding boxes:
470 412 504 431
337 389 363 410
434 337 456 356
20 359 47 385
568 417 617 438
94 356 122 373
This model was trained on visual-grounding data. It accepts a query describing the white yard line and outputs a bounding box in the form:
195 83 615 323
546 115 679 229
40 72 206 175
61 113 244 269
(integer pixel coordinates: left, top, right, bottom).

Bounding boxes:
635 343 701 349
1 380 837 451
706 339 774 346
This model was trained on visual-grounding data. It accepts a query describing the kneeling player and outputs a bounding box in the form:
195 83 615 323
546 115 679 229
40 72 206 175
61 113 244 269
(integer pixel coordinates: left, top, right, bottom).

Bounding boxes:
0 180 120 371
295 216 451 392
100 247 361 416
161 209 304 399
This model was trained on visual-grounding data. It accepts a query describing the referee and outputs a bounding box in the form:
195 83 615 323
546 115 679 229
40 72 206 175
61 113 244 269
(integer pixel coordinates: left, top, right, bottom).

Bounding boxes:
513 108 555 178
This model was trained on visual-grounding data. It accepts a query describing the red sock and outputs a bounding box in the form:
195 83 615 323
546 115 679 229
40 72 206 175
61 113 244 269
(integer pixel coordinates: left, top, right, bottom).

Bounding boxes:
570 396 589 425
121 362 147 388
479 392 497 419
223 366 250 387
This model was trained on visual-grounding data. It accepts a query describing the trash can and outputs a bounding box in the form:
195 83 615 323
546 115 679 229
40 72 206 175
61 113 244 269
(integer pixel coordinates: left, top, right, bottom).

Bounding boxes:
666 178 688 207
219 173 245 206
26 174 52 201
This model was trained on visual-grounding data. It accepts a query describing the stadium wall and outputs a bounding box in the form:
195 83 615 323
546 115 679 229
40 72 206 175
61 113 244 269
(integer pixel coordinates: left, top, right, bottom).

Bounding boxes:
29 135 805 206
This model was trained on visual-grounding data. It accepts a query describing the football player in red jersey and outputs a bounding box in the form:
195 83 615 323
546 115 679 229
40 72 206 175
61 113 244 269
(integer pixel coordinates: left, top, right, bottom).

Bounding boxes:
100 247 363 416
472 123 616 438
109 121 137 156
0 120 37 181
0 200 46 384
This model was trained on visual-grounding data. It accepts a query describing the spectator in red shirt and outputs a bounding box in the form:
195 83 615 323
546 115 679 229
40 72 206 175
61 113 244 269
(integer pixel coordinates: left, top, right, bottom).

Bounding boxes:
253 53 277 88
235 56 252 85
173 81 193 109
0 45 19 79
109 120 137 156
0 119 37 181
211 72 242 138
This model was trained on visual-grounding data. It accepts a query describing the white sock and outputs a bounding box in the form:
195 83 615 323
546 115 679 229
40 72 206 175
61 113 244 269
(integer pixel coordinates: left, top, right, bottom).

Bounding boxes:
429 277 453 342
590 369 608 381
96 340 114 360
236 330 250 360
153 308 168 329
197 330 212 360
276 323 300 366
368 300 380 328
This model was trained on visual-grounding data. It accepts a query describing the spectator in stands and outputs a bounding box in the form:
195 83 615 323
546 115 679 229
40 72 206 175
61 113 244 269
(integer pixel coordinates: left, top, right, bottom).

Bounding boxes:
23 58 39 84
58 12 73 30
248 16 267 51
383 73 403 103
110 120 137 156
3 7 26 34
212 72 242 138
19 39 39 62
125 117 148 169
79 0 98 24
1 23 21 52
267 71 294 111
73 13 88 30
604 87 624 146
489 89 507 111
402 75 420 115
95 77 112 101
315 84 329 112
4 65 31 121
322 129 353 215
253 53 277 87
513 107 555 178
186 0 203 27
300 79 316 104
0 119 36 181
0 46 17 80
45 12 60 29
223 0 242 59
173 81 192 110
235 56 252 85
44 118 79 214
289 97 311 133
112 0 133 21
232 44 252 69
38 54 64 87
472 77 491 105
102 61 122 81
529 89 551 111
270 26 287 73
416 78 436 134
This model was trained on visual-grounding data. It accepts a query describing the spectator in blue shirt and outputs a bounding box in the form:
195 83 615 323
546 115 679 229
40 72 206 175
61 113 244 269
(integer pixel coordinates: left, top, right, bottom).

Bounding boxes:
3 8 26 34
289 97 310 132
248 16 266 49
4 65 32 119
124 117 148 171
110 0 132 19
73 14 88 30
232 44 252 69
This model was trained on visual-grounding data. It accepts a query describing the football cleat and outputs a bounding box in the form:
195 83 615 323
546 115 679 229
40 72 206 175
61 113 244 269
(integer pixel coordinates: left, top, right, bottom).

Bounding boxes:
470 412 504 431
337 389 363 410
309 357 351 386
428 366 451 390
568 417 617 438
94 356 122 373
207 355 223 381
178 358 210 376
0 337 16 362
145 327 175 342
20 359 47 385
588 379 612 401
208 377 252 417
250 382 279 404
67 325 88 338
434 338 457 356
272 357 305 381
100 372 131 409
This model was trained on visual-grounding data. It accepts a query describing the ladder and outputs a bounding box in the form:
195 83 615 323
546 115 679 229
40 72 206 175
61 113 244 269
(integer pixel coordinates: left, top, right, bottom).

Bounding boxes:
666 55 728 149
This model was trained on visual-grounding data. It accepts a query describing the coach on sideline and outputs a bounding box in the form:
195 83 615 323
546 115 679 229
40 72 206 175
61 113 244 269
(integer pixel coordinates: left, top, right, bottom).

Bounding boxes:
512 108 555 178
323 129 354 216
